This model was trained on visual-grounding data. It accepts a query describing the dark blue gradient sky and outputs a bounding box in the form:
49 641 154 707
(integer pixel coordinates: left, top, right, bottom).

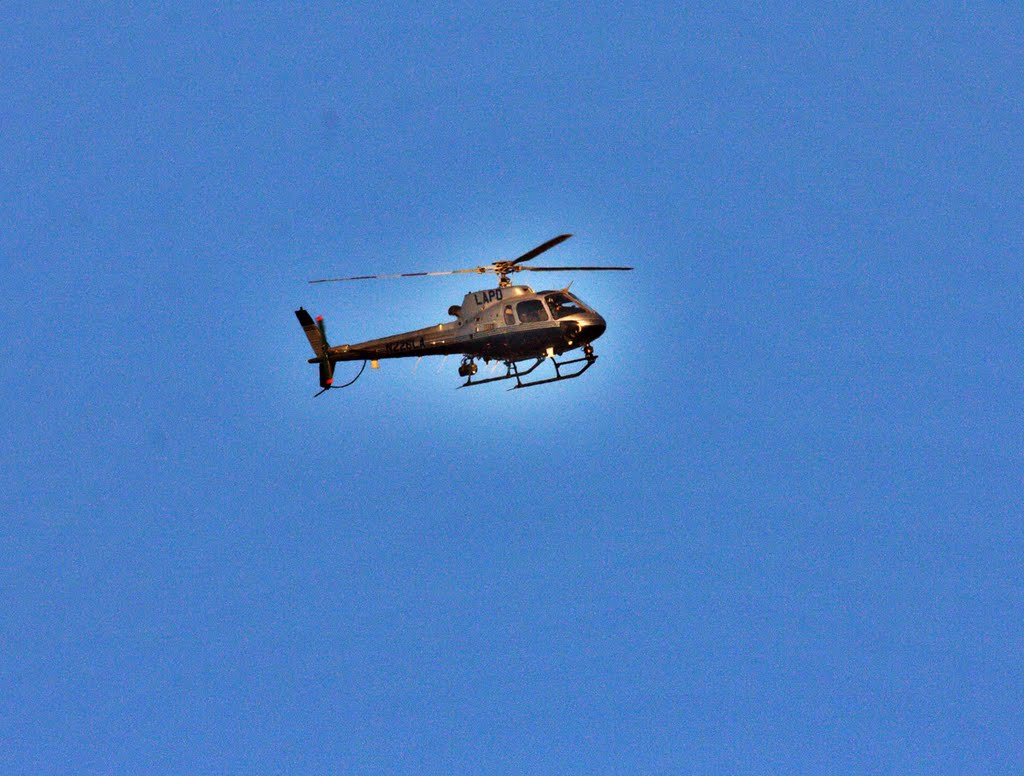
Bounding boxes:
4 3 1022 772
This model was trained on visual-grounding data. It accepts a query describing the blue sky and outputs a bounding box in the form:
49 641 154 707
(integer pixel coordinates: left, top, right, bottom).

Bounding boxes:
3 3 1022 772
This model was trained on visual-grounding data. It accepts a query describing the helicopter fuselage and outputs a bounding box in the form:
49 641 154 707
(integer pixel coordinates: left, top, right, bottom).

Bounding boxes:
325 285 606 364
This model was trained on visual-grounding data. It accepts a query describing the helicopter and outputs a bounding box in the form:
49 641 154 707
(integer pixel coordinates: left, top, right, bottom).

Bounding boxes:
295 234 632 392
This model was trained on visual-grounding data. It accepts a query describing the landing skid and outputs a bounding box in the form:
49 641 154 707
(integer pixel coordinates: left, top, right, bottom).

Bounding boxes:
459 348 597 390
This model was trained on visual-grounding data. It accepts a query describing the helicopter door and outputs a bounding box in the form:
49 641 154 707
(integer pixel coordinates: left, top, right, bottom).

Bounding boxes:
516 299 549 323
504 304 516 325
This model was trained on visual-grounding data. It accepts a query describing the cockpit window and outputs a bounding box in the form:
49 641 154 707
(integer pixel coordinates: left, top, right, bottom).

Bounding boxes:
545 292 586 319
516 299 549 323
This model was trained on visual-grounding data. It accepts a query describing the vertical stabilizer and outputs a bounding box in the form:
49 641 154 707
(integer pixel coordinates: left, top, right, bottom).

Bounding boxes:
295 308 335 390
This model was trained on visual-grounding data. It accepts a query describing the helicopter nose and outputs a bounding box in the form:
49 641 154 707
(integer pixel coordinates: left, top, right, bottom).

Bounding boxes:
580 316 606 343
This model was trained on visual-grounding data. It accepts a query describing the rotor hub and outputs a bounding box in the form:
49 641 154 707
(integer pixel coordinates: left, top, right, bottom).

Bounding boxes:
495 262 516 287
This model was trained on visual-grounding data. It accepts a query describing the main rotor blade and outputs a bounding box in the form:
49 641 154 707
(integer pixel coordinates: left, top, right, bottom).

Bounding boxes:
308 234 579 283
508 234 573 266
309 267 489 284
519 265 634 272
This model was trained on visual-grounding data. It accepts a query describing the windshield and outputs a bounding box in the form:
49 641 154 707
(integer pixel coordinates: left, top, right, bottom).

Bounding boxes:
545 292 588 319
